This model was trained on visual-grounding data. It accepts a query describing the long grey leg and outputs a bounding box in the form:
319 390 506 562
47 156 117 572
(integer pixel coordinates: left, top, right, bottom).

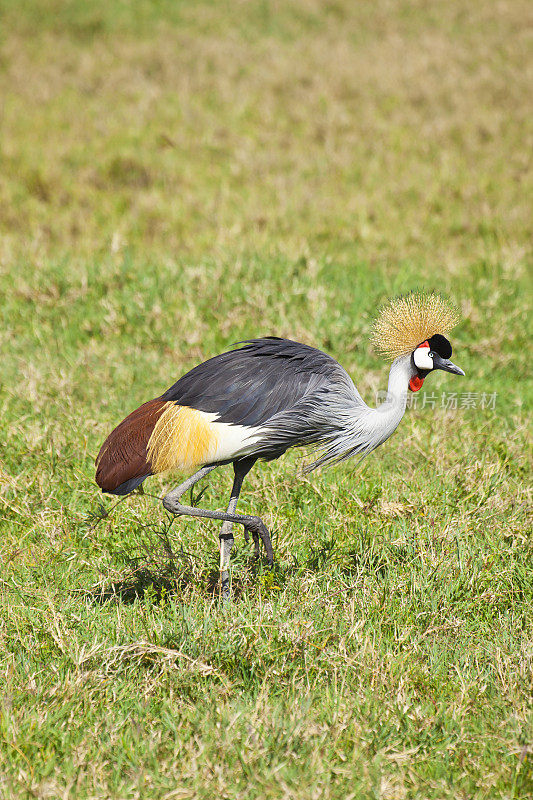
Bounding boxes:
162 465 218 505
219 458 257 597
162 463 273 570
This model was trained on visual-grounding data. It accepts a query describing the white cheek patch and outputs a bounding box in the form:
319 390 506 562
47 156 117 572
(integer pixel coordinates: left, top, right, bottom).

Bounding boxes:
414 344 434 370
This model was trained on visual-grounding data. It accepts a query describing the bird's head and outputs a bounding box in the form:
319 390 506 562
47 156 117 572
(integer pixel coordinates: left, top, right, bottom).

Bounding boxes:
371 292 465 392
409 332 464 392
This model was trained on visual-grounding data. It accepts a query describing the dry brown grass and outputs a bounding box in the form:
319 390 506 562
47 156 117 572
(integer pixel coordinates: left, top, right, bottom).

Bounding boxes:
1 0 531 271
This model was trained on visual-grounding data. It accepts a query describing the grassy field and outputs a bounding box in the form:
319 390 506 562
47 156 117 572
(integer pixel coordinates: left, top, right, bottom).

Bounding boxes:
0 0 532 797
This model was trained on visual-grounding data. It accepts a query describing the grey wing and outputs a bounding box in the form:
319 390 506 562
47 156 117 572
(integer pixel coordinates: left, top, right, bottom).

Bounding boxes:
161 338 362 460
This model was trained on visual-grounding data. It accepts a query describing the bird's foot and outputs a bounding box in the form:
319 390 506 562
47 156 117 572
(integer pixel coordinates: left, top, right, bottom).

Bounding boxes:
244 518 274 566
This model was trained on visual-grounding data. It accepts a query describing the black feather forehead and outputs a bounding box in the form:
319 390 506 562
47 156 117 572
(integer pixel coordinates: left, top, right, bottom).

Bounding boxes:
371 291 459 360
428 333 452 359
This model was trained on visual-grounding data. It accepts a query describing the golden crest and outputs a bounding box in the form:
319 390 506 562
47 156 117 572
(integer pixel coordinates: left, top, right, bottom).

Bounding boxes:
371 292 460 360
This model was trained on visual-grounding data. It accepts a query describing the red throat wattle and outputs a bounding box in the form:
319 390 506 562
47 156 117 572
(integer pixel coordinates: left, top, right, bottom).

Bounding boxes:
409 375 424 392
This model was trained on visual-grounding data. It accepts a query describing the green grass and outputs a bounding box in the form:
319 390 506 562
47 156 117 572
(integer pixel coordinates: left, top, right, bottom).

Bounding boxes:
0 1 532 797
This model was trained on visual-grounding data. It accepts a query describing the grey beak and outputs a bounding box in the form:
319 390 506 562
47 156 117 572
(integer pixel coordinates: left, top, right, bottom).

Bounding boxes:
432 354 465 376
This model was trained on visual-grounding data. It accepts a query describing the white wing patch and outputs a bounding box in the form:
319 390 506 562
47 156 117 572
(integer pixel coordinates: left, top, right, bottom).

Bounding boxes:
210 418 265 462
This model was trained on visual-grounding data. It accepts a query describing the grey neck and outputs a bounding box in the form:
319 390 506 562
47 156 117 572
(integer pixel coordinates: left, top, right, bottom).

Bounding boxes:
306 355 413 470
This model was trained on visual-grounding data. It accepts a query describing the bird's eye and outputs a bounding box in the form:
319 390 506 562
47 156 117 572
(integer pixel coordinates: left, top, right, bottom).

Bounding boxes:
428 352 434 359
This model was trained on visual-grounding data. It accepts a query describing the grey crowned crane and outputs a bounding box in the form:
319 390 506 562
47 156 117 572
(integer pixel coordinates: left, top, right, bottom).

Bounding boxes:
95 292 464 594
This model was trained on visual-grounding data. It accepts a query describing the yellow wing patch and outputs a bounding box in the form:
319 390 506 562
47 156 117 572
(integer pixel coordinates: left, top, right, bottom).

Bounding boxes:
147 403 219 473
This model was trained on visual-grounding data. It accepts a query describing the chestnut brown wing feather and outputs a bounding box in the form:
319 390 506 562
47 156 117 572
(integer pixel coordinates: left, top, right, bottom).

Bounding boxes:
95 399 167 493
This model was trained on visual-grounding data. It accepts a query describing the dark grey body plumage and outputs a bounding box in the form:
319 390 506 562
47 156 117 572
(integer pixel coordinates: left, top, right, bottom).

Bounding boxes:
161 337 356 464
